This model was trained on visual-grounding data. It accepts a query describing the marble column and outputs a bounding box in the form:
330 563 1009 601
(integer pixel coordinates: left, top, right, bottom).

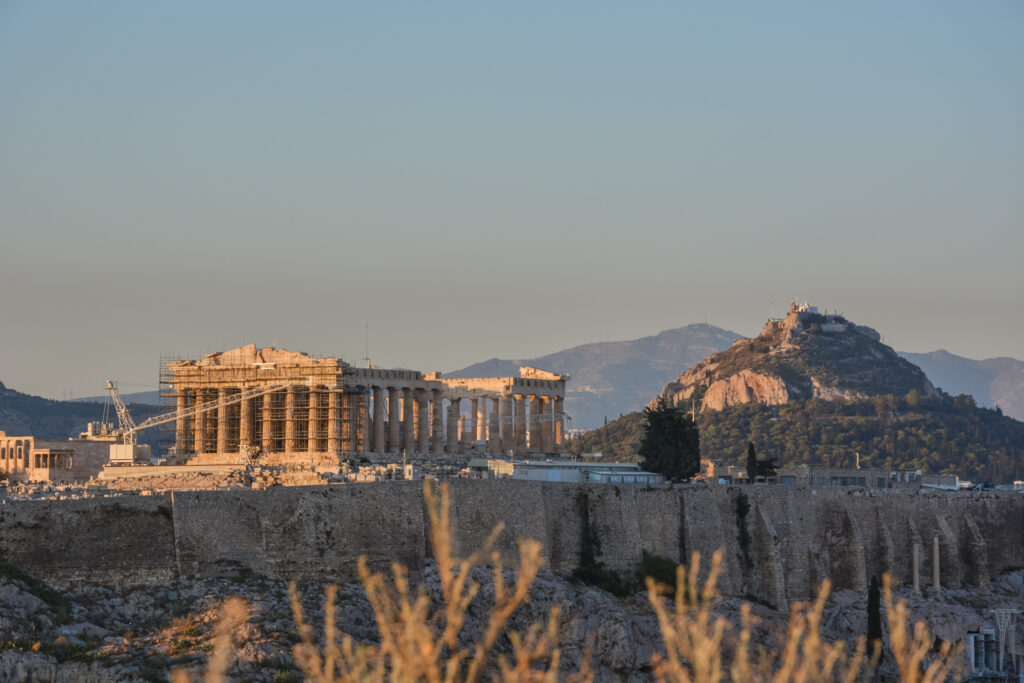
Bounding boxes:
540 396 552 453
285 386 297 452
528 395 541 453
446 399 460 453
431 390 444 455
175 391 188 455
553 397 565 452
308 388 320 454
341 393 355 452
457 415 467 452
498 396 511 454
488 409 500 456
360 392 370 453
513 394 526 454
387 387 401 453
417 390 430 454
262 392 274 453
913 541 921 595
468 398 478 444
217 388 229 454
475 398 487 442
372 386 386 454
327 390 341 457
240 394 254 448
195 390 209 454
403 388 415 454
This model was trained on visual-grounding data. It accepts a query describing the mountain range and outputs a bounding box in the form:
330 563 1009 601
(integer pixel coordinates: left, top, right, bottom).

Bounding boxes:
11 323 1024 436
898 350 1024 422
446 324 742 429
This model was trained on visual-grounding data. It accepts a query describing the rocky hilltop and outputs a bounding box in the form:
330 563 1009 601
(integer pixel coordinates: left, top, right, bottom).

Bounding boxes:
657 302 935 412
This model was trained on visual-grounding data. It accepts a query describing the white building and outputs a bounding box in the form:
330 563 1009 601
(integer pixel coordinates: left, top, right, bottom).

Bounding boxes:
487 458 663 484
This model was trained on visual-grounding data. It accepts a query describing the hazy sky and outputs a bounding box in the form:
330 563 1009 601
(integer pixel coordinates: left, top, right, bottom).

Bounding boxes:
2 1 1022 399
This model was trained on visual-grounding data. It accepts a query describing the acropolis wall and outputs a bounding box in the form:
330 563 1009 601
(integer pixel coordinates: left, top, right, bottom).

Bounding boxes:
2 482 1021 602
167 345 567 465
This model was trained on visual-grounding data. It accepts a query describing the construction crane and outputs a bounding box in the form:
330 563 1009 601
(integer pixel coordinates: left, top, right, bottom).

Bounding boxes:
104 380 290 465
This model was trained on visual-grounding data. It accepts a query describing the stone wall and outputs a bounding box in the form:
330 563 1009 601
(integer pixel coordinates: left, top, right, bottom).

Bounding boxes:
1 482 1022 601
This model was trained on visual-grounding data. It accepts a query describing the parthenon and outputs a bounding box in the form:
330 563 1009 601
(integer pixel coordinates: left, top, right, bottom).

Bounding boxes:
167 345 567 465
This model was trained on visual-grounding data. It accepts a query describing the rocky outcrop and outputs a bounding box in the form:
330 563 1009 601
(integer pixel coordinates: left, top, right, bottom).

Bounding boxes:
699 371 790 411
654 304 935 412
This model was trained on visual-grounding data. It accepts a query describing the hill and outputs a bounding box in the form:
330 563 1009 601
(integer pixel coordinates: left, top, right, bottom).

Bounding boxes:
73 389 162 406
658 303 934 412
0 380 166 444
900 350 1024 421
568 393 1024 483
446 324 741 429
571 304 1024 482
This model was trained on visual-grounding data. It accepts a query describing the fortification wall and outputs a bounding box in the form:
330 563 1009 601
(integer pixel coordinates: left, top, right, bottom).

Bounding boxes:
1 482 1021 599
0 496 177 587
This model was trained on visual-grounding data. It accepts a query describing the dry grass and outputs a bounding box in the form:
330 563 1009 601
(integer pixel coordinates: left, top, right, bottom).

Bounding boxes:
882 575 960 683
288 480 586 682
171 597 250 683
647 550 865 683
186 483 962 682
647 551 960 683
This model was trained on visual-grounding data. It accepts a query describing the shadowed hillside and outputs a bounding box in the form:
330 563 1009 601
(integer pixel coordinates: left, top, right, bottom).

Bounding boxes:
0 380 167 444
569 393 1024 482
901 350 1024 421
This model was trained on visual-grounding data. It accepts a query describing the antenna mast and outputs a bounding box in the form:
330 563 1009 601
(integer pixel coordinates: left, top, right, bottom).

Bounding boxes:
363 323 371 368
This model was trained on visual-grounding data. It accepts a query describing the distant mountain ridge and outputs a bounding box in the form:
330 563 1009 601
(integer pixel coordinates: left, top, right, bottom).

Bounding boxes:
900 350 1024 421
0 380 165 443
72 389 162 406
446 324 742 429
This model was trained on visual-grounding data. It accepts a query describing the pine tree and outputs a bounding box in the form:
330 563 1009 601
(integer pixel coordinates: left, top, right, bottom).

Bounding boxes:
746 442 758 481
638 399 700 481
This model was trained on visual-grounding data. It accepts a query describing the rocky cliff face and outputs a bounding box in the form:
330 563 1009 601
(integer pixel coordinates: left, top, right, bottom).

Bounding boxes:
657 305 935 412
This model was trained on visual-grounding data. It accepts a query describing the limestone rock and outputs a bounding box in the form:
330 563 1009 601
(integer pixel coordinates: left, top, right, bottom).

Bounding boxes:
655 304 935 413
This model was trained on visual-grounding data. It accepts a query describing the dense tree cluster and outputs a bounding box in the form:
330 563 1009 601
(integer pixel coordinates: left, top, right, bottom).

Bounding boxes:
569 391 1024 483
637 399 700 481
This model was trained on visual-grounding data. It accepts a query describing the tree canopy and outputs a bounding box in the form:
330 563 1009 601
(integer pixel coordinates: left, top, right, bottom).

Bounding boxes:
570 391 1024 483
637 399 700 481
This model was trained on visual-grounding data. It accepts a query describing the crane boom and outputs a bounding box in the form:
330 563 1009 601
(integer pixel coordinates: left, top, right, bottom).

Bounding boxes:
105 381 291 446
106 380 138 442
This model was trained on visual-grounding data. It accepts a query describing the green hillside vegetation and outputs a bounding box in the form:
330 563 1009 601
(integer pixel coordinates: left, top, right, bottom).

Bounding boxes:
568 391 1024 483
0 381 165 442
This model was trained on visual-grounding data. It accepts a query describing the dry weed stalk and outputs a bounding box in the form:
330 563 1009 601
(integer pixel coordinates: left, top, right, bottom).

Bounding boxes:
649 554 964 683
882 574 959 683
171 597 250 683
289 480 587 682
648 550 863 683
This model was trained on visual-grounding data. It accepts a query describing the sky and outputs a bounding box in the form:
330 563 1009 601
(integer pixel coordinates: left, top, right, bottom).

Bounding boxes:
1 1 1022 400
